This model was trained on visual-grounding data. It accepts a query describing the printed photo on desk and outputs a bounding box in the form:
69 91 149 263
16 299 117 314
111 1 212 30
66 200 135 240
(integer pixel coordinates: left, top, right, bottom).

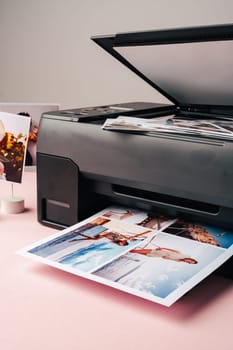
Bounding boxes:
0 103 59 165
0 112 31 183
21 210 156 273
18 206 233 307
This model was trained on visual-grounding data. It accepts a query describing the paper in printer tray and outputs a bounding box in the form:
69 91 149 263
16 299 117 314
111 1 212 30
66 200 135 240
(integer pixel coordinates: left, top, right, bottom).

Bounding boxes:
102 115 233 141
19 205 233 307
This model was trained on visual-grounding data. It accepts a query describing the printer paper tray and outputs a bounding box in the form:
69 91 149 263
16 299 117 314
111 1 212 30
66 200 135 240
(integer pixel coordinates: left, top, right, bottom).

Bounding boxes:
19 205 233 307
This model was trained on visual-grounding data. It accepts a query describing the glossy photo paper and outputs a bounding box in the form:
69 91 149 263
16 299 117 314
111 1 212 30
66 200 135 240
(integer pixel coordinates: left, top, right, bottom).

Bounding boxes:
19 206 233 306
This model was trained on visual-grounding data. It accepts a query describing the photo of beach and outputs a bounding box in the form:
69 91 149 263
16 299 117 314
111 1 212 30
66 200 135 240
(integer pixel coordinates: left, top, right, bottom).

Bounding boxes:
28 215 154 273
93 232 226 304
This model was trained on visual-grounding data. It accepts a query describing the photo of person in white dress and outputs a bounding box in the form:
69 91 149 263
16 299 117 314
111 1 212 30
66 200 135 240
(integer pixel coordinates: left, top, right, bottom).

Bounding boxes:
130 246 198 264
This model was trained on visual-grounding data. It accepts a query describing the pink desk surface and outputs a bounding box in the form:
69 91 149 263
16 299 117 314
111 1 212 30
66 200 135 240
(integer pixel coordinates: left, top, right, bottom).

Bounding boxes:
0 169 232 350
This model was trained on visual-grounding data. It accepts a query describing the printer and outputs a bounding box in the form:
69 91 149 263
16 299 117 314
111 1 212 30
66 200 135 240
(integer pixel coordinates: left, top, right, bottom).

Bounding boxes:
37 24 233 277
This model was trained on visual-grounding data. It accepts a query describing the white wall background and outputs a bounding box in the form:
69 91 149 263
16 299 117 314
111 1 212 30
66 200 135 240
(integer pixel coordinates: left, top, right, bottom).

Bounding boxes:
0 0 233 109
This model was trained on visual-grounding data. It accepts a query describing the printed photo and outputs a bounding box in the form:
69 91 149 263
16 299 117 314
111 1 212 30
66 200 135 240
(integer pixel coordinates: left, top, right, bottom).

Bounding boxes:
102 115 233 141
0 103 59 165
19 206 233 307
0 112 31 183
169 117 233 134
163 219 233 248
136 212 174 230
93 232 226 305
102 206 174 231
103 208 134 220
28 216 153 273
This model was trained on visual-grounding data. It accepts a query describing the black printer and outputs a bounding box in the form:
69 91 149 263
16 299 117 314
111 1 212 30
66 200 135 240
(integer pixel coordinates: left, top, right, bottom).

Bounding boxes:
37 24 233 277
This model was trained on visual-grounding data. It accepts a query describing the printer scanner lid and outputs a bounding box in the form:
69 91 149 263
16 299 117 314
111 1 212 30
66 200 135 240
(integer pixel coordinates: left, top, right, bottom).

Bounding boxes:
92 24 233 110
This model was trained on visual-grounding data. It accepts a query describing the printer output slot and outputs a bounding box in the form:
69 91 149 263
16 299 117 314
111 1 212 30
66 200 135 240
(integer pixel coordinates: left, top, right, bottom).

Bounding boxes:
112 184 219 214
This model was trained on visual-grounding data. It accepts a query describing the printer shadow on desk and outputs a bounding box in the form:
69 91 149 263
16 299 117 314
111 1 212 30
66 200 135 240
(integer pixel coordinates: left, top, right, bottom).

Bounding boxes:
30 263 232 319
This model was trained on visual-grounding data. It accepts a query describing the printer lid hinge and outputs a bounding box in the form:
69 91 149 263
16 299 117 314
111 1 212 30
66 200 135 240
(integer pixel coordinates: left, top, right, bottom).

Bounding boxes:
177 105 233 119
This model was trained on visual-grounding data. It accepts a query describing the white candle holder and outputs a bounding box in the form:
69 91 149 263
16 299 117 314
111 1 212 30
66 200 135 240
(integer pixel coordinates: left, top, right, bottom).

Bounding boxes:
1 183 24 214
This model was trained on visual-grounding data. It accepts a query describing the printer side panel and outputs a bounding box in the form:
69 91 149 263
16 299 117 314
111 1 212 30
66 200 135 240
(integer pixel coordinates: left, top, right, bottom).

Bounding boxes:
37 153 109 229
37 154 79 228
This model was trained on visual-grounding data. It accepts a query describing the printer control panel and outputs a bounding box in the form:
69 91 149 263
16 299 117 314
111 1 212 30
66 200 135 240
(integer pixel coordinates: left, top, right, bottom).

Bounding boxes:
43 102 175 122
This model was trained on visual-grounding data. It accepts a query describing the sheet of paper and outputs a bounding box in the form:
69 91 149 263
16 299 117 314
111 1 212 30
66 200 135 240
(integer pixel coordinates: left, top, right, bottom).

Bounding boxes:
18 206 233 307
102 115 233 141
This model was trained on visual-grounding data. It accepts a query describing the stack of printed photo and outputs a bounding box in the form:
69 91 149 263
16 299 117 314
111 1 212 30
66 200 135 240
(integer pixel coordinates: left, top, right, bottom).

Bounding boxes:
102 115 233 141
19 206 233 307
